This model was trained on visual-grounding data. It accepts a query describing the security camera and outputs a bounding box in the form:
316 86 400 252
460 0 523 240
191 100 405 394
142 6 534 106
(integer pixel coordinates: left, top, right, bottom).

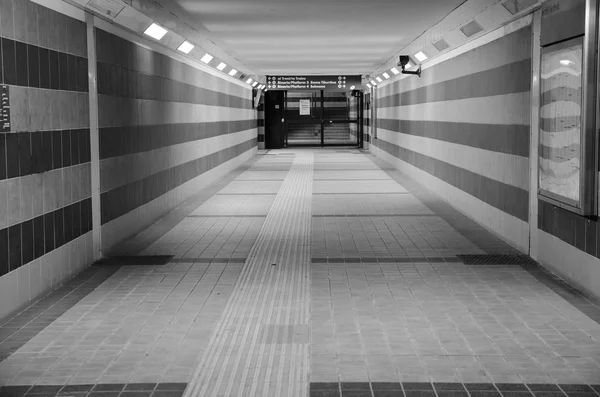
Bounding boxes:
397 55 422 77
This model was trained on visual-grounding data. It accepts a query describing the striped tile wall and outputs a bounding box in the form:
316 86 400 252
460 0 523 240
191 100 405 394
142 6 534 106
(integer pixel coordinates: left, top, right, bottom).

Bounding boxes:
96 29 258 252
370 26 532 250
0 0 92 321
364 92 371 147
257 94 265 149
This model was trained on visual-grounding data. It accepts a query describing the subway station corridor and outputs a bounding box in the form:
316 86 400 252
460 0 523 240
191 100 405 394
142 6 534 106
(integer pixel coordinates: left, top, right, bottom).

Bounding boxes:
1 150 599 396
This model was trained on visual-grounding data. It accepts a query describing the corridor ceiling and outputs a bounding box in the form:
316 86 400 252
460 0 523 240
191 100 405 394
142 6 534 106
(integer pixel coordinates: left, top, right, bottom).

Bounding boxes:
157 0 467 75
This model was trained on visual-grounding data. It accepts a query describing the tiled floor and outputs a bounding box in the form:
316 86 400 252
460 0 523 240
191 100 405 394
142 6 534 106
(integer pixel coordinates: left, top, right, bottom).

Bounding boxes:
1 149 600 397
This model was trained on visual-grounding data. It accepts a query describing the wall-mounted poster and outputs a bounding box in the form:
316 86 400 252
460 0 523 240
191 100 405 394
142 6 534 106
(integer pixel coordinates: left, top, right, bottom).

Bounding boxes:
539 38 583 205
299 99 311 115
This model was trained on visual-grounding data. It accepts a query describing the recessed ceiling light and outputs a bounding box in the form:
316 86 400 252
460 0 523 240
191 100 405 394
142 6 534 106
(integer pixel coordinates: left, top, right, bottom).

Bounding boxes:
144 23 168 40
376 77 383 83
414 51 428 62
177 41 194 54
228 69 238 76
370 80 377 86
391 67 400 75
217 62 227 71
350 85 355 90
252 81 258 87
406 61 413 69
560 59 574 66
382 73 390 79
366 83 371 88
201 53 213 64
246 78 253 84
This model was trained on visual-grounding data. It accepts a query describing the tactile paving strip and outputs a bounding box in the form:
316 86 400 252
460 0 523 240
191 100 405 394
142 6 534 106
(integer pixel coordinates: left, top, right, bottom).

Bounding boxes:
184 152 314 397
456 255 538 266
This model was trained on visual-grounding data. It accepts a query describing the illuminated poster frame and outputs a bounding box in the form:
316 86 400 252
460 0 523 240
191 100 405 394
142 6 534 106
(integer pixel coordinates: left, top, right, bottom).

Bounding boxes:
538 0 598 216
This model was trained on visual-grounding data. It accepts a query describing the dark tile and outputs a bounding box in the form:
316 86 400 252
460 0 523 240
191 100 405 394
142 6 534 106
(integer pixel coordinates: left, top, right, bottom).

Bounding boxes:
150 392 183 397
311 391 341 397
402 383 433 391
80 129 90 163
18 131 31 176
63 203 73 243
62 129 71 167
8 223 21 271
372 383 402 391
58 52 68 91
496 385 530 392
434 384 465 391
436 393 469 397
590 386 600 394
88 393 120 397
373 391 403 397
51 130 62 169
39 47 50 89
15 41 28 87
28 385 63 394
67 54 77 92
119 393 152 397
529 393 565 397
2 38 16 85
468 393 502 397
6 132 19 178
466 385 499 392
312 384 341 391
71 129 80 165
21 219 33 265
60 385 94 393
341 383 371 390
559 386 595 393
48 50 59 90
27 45 39 89
0 386 32 397
43 211 54 253
92 384 126 392
54 207 64 248
41 131 52 172
31 130 43 174
33 215 44 259
560 394 596 397
0 133 6 180
404 392 435 397
341 391 372 397
153 385 186 392
501 392 533 397
72 201 81 239
124 385 157 392
0 228 8 276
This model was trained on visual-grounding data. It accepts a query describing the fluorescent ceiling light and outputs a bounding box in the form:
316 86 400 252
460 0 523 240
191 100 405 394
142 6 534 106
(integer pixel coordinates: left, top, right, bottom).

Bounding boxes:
228 69 238 76
201 53 213 64
370 80 377 86
391 67 400 75
246 78 253 84
252 81 258 87
414 51 428 62
177 41 194 54
144 23 168 40
382 72 390 79
406 62 413 69
560 59 574 66
217 62 227 71
366 83 371 88
376 77 383 82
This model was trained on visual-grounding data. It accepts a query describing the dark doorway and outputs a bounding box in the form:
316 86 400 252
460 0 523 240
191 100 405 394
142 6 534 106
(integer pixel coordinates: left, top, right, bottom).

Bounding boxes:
265 89 363 148
264 90 286 149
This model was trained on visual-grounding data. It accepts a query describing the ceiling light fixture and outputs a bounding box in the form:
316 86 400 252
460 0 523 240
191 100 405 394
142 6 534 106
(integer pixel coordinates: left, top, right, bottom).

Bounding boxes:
252 81 258 87
217 62 227 71
366 83 371 89
391 67 400 75
370 80 377 86
144 23 168 40
246 78 253 84
228 69 238 77
414 51 428 62
201 53 213 64
177 41 194 54
376 77 383 83
382 72 390 79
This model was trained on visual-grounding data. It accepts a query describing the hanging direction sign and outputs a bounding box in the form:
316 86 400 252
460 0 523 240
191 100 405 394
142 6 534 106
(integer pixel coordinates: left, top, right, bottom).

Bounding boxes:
266 75 361 91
